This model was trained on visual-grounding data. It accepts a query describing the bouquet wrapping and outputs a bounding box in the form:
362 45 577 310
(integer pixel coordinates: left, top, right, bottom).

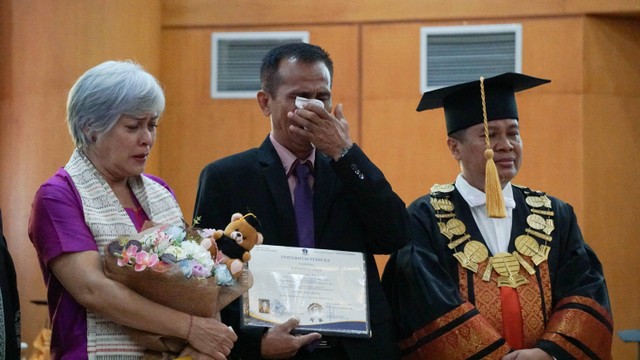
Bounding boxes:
103 223 253 354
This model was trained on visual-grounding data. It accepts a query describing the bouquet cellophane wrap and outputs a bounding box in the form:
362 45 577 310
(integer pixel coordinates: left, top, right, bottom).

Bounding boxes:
103 242 253 355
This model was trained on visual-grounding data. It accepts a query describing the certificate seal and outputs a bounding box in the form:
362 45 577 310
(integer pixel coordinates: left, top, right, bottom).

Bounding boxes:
272 300 285 317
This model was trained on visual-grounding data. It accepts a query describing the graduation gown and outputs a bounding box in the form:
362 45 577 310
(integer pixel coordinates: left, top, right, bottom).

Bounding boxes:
382 185 612 360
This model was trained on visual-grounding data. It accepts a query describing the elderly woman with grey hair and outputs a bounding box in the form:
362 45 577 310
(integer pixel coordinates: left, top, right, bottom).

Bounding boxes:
28 61 236 360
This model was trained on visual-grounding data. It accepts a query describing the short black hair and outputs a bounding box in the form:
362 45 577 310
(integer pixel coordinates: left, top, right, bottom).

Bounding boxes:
260 42 334 96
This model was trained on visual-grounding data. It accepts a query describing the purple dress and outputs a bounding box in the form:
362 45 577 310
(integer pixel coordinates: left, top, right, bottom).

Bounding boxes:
28 168 174 360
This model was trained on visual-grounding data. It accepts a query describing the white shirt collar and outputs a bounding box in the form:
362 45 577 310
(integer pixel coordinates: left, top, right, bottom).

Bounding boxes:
455 174 516 209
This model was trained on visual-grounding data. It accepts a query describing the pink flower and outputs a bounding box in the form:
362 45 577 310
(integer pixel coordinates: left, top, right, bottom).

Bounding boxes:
134 251 159 271
154 230 172 249
117 245 139 267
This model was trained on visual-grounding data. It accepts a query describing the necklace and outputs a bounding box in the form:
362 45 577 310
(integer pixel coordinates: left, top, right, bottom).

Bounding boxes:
430 183 555 288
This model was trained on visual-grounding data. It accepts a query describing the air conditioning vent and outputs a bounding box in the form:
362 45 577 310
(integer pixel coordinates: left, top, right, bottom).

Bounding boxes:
211 31 310 99
420 24 522 92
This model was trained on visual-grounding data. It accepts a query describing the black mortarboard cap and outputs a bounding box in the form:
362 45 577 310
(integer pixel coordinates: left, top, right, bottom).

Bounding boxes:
416 72 550 134
243 213 263 233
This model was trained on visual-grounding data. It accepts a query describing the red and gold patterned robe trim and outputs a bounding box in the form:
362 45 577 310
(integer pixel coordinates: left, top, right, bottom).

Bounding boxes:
543 296 613 360
458 259 552 348
542 332 597 359
398 302 510 360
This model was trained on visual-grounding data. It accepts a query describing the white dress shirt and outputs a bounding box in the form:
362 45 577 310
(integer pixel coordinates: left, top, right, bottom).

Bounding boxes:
455 174 516 255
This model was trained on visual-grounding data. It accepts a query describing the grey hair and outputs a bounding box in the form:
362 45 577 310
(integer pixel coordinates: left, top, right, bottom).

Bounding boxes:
66 60 165 151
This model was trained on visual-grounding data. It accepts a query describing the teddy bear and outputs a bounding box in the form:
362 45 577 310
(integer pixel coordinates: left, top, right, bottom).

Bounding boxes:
211 212 264 278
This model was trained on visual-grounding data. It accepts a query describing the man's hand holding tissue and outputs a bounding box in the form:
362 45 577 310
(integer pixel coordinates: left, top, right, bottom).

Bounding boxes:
288 96 353 161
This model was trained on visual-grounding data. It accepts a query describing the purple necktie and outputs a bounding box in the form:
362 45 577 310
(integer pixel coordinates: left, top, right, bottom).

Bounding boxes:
294 161 314 248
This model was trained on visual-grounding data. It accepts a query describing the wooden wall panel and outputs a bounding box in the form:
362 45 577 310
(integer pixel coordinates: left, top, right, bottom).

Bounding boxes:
521 18 584 93
159 25 360 221
585 16 640 96
583 17 640 360
361 22 451 205
0 0 162 355
162 0 640 27
584 93 640 360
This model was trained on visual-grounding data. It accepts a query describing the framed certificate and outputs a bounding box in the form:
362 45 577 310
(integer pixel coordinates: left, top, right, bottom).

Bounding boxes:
241 245 371 338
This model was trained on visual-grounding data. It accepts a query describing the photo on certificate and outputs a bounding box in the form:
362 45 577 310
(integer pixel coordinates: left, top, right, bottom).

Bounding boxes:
241 244 371 338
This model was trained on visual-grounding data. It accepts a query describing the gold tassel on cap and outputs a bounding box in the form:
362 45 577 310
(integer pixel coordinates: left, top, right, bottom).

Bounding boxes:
480 77 507 218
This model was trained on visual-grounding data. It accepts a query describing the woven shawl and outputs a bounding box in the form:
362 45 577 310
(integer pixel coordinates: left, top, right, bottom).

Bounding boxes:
65 149 183 359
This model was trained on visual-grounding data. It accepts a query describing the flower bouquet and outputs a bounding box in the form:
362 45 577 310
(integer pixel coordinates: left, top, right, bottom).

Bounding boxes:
103 220 253 355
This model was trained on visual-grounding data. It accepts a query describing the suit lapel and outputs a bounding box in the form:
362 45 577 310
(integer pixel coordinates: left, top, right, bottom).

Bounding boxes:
258 139 297 246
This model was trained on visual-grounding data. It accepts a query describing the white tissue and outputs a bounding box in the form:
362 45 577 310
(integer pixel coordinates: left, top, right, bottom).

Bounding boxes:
295 96 324 109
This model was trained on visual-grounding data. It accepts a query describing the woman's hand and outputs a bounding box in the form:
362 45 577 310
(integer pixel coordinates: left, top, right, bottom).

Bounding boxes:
187 316 237 359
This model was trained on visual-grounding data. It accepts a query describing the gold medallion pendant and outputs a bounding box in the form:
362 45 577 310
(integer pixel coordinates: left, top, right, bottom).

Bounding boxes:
431 197 454 212
491 253 528 288
515 234 549 265
439 218 466 241
453 240 489 273
431 183 455 194
430 184 556 289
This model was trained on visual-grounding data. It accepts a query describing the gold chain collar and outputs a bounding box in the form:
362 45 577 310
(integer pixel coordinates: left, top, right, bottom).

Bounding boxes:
429 183 555 288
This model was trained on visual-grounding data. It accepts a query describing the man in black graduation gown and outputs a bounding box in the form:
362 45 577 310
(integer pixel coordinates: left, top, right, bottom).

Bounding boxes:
1 208 21 359
382 73 612 360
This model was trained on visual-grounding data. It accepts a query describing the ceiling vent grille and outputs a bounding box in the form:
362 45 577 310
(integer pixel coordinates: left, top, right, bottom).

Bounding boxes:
211 31 310 99
420 24 522 92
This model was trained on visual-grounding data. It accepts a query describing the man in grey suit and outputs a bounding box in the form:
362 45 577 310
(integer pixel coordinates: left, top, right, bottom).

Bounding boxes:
193 42 408 359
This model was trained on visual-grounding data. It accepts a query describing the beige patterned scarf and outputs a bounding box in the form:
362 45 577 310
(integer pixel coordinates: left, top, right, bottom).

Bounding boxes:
65 149 183 359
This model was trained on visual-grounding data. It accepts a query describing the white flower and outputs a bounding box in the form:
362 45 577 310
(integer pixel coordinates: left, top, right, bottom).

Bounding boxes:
198 228 216 238
180 240 215 272
164 245 186 260
139 232 158 248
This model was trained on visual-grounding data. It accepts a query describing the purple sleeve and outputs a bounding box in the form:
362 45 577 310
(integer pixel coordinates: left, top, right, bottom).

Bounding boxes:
28 169 98 267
